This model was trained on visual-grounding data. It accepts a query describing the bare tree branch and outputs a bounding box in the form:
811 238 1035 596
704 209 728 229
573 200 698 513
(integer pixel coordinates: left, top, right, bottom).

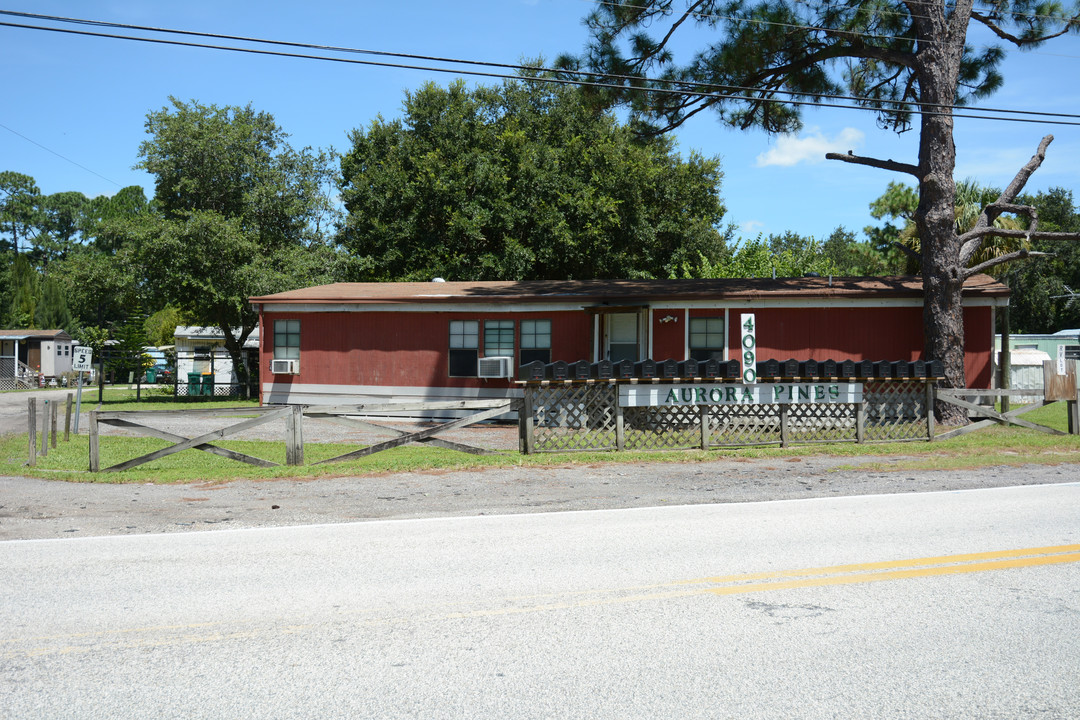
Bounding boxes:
962 249 1053 279
960 228 1080 243
825 151 920 177
958 135 1053 266
892 240 922 261
970 11 1076 46
1000 135 1054 202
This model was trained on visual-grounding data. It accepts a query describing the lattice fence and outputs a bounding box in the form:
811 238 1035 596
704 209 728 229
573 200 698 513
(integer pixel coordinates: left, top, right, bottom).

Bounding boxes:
529 383 618 452
523 380 932 453
862 380 932 442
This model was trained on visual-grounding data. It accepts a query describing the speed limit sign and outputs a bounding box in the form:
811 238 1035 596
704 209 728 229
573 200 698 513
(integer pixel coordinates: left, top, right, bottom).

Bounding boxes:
72 346 93 372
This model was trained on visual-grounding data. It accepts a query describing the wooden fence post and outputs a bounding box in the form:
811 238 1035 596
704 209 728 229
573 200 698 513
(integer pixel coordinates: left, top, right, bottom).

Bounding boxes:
89 411 99 472
614 388 625 451
285 404 304 466
40 400 49 457
699 404 711 451
779 404 790 448
50 400 58 449
27 398 37 467
520 390 535 454
1000 306 1011 414
65 393 73 441
926 381 936 441
856 402 866 444
1070 360 1080 435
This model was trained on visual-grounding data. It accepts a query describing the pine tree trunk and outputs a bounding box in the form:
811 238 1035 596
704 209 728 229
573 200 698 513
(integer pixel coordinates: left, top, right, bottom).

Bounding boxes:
915 9 969 426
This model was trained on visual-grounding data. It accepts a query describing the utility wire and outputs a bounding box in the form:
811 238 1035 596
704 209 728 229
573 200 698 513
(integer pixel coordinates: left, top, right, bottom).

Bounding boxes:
4 8 1079 122
0 121 122 187
3 12 1080 127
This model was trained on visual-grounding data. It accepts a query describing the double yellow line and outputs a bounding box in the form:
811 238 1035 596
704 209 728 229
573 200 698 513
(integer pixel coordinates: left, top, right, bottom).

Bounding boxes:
6 545 1078 660
681 544 1080 597
446 544 1080 619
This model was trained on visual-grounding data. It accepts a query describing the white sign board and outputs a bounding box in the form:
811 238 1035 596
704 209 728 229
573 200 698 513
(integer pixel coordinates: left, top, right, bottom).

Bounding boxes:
72 346 93 372
1059 344 1067 375
620 383 863 408
740 313 757 383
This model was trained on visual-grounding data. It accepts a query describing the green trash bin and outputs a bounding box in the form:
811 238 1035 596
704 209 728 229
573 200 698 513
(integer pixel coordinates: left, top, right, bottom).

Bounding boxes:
146 368 158 383
201 374 214 397
187 372 202 396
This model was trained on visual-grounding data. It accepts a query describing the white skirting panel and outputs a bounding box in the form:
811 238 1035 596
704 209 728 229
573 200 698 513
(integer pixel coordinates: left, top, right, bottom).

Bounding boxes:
261 382 524 419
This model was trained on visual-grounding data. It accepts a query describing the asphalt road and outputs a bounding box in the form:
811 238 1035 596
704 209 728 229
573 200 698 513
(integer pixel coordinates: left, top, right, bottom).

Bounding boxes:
3 483 1079 719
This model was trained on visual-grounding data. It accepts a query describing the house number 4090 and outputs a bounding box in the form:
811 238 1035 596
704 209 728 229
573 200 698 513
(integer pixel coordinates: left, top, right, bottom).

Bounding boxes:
740 314 757 384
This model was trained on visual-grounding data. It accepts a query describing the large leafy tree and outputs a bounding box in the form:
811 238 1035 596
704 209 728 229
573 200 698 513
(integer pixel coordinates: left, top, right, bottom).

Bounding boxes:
130 97 342 393
561 0 1080 416
1000 188 1080 333
81 185 150 255
47 247 140 332
33 275 73 331
0 171 41 254
339 77 730 281
7 254 38 327
34 191 89 268
699 233 842 278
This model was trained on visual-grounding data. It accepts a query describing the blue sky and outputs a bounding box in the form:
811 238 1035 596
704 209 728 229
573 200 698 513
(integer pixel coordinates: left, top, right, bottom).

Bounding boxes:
3 0 1080 245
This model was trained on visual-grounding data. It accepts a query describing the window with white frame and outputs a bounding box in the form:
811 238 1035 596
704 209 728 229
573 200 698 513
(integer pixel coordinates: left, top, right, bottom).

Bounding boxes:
689 317 725 361
449 320 479 376
520 319 551 365
274 319 300 359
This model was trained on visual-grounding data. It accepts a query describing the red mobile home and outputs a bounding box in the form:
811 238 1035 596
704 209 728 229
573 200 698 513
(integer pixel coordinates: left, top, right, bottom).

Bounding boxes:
249 275 1008 406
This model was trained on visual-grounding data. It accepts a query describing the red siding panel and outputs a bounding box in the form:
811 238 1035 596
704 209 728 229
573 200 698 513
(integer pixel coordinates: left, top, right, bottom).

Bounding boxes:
964 306 993 388
262 302 998 393
728 307 927 362
263 310 594 389
651 311 685 361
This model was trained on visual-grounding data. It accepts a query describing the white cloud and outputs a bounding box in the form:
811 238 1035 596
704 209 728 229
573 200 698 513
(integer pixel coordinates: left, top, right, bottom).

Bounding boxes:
755 127 865 167
740 220 765 234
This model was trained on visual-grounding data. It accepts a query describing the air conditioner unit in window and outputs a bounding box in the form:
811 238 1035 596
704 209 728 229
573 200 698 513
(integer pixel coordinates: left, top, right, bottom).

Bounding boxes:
477 356 513 379
270 358 299 375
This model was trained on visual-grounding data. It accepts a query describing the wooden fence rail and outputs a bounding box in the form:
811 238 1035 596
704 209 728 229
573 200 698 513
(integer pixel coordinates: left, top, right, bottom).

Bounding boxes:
89 406 295 472
87 400 518 472
75 365 1080 472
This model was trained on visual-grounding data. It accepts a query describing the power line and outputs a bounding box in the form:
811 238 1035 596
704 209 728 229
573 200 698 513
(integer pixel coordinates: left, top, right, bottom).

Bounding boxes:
6 8 1080 123
0 121 122 188
587 0 1080 49
3 11 1080 127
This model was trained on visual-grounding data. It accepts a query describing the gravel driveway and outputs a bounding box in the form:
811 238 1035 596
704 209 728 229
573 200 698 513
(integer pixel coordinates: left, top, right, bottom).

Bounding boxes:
2 389 1078 541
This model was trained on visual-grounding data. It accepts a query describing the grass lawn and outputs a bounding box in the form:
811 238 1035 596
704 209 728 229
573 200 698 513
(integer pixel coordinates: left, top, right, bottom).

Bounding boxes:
5 391 1080 484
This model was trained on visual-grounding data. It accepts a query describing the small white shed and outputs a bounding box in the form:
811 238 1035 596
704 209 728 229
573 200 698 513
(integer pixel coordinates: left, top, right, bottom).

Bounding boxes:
1000 348 1053 399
